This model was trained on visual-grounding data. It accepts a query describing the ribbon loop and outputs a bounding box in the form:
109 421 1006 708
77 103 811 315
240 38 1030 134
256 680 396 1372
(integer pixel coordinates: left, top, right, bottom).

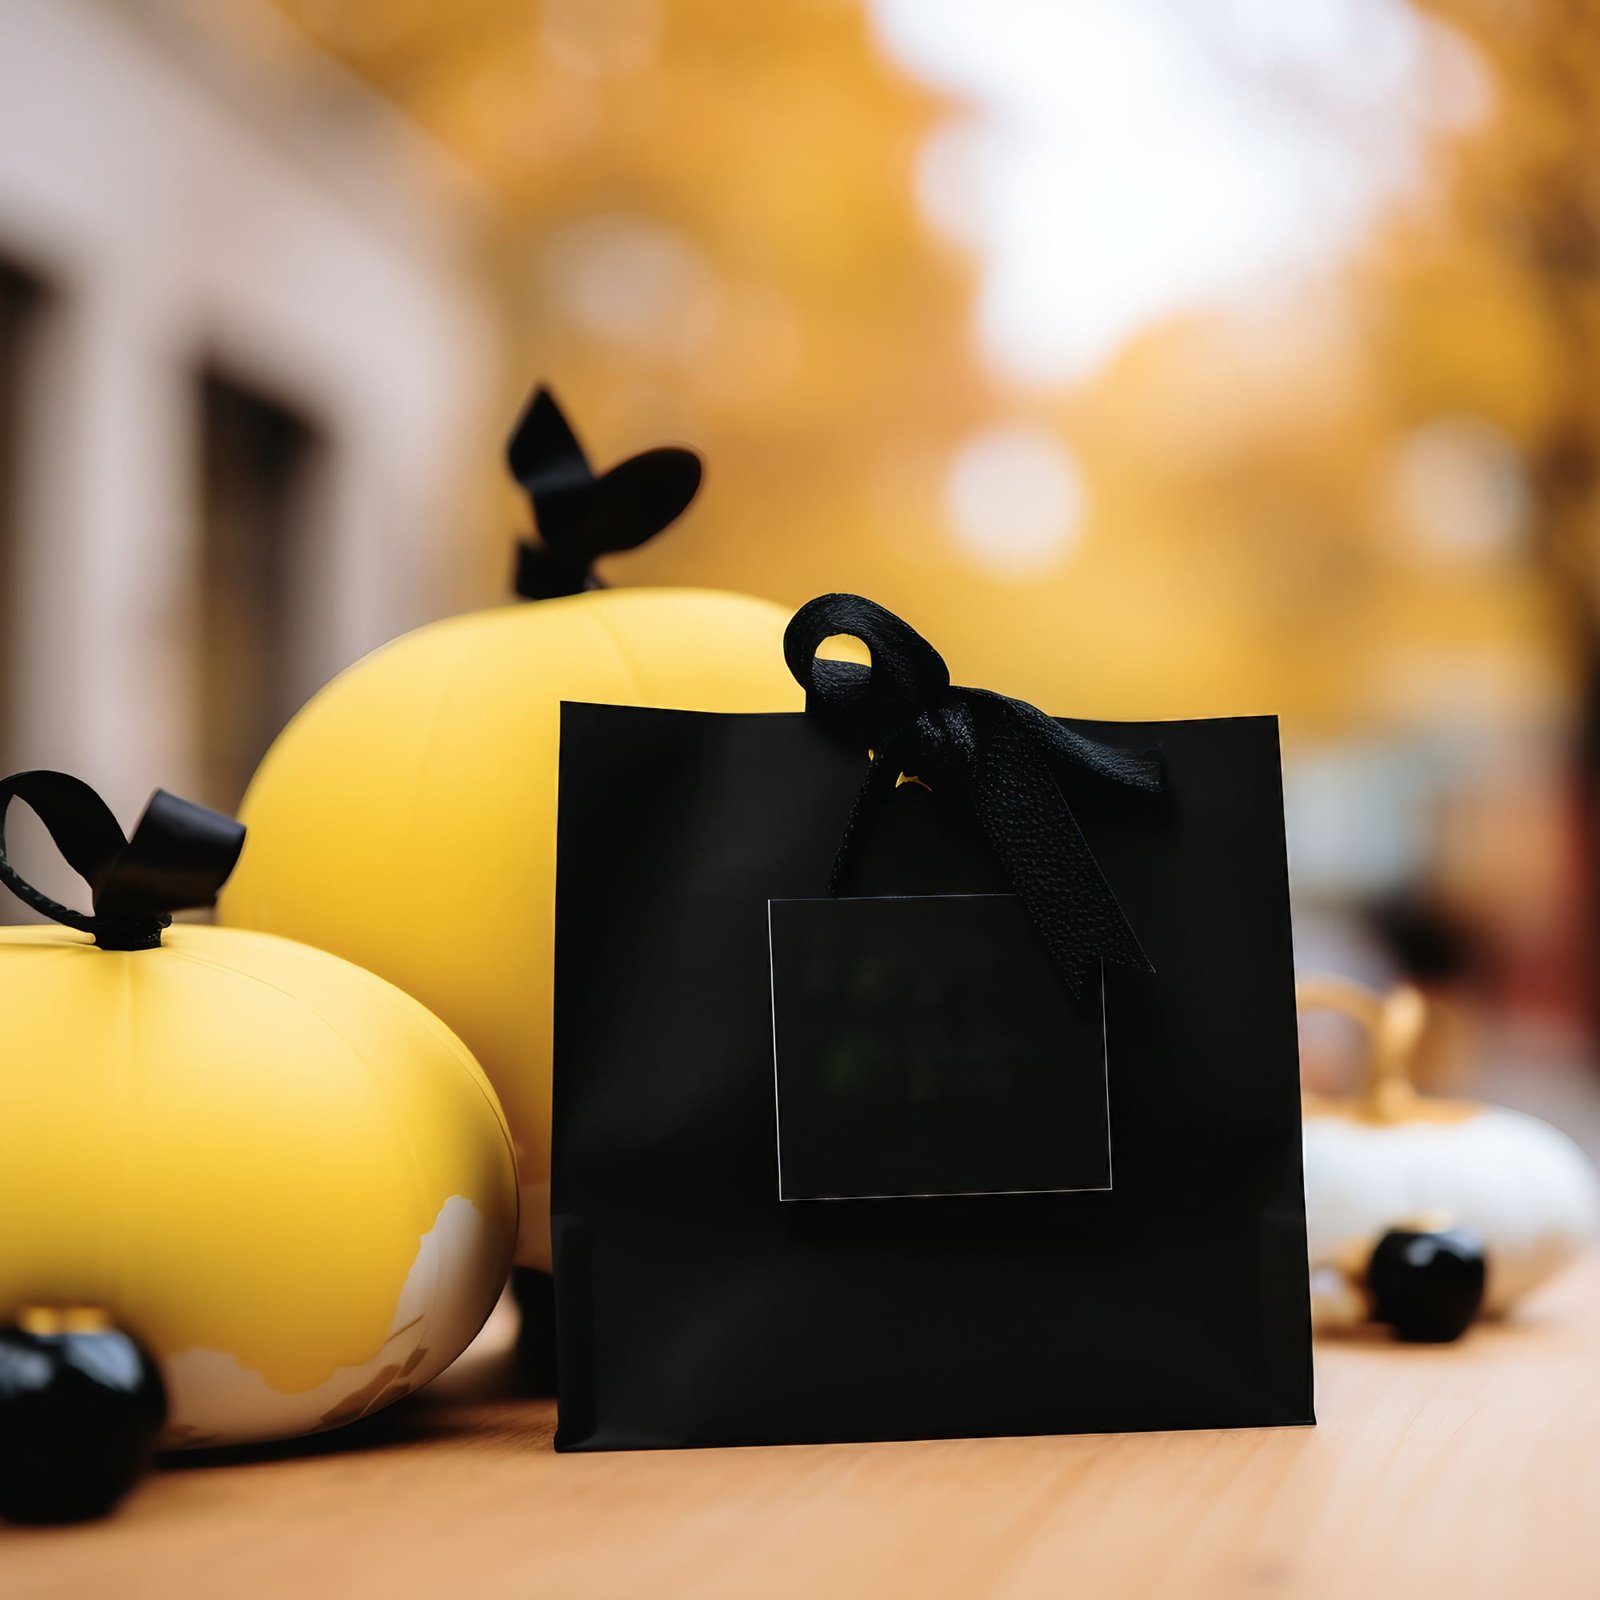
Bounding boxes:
782 594 1160 1000
784 593 951 736
0 771 245 951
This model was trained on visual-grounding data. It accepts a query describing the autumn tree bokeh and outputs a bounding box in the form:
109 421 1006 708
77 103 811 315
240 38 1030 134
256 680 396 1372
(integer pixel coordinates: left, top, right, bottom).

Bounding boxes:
273 0 1600 1037
270 0 1573 709
276 0 993 608
1365 0 1600 1017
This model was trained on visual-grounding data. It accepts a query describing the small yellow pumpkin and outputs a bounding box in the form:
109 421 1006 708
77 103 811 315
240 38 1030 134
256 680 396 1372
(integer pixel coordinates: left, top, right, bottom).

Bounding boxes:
1298 977 1599 1325
0 772 518 1447
218 389 801 1270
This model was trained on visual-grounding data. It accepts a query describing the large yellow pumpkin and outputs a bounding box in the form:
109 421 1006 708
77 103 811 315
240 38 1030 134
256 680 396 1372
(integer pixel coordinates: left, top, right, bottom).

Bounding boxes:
0 773 518 1447
219 387 800 1270
219 587 800 1270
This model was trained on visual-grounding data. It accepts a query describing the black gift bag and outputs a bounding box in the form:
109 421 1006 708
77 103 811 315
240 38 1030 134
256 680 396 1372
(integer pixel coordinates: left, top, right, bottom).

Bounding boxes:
552 594 1312 1450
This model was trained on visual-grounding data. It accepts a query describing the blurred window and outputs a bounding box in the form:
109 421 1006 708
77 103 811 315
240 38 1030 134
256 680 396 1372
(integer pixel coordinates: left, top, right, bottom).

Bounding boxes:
0 259 47 769
196 369 323 811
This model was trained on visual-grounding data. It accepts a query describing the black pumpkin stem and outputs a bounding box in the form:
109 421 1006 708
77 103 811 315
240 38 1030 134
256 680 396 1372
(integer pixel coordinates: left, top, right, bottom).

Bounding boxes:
507 386 703 600
0 772 243 951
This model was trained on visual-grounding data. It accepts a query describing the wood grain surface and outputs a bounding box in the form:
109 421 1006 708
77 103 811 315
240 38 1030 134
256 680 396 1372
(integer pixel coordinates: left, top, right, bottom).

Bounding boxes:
5 1256 1599 1599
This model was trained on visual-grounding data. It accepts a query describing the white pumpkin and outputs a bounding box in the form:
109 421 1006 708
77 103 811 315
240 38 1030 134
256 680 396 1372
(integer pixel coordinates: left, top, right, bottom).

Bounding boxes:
1298 978 1600 1322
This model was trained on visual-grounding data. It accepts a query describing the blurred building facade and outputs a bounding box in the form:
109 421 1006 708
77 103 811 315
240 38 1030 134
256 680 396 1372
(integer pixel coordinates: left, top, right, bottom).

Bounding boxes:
0 0 497 823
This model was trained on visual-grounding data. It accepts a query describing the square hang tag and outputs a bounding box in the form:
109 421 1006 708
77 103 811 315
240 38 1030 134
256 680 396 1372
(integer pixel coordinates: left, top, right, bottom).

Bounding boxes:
767 893 1112 1202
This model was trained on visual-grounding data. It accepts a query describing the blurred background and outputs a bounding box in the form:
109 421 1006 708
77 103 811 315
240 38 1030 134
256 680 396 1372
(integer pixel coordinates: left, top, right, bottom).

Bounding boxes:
1 0 1597 1150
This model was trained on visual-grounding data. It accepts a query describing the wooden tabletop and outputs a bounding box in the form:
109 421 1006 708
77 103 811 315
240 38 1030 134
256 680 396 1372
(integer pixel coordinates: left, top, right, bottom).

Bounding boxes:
6 1256 1599 1599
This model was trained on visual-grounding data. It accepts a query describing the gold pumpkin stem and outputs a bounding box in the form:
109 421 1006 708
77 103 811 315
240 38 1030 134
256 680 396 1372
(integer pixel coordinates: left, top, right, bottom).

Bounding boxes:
1295 977 1426 1125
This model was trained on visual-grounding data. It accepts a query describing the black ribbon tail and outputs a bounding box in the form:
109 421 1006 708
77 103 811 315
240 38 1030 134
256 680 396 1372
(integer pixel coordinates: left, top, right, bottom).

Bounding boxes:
0 771 245 950
973 706 1153 997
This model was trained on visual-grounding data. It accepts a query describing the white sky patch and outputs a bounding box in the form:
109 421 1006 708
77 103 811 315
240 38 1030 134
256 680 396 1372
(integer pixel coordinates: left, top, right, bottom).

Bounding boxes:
870 0 1488 387
1388 415 1531 565
946 424 1085 578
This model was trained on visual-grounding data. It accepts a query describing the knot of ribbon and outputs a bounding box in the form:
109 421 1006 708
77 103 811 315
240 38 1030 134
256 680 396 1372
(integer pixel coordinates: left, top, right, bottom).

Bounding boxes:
784 593 1161 1000
0 771 245 951
507 386 703 600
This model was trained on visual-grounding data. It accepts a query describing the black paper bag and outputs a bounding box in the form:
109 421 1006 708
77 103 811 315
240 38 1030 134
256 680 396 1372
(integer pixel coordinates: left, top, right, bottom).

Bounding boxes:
552 594 1312 1451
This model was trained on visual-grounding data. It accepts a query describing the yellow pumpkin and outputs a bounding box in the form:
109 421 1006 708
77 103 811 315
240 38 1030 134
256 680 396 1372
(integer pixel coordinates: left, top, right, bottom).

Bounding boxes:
218 389 802 1271
0 773 518 1447
219 588 800 1271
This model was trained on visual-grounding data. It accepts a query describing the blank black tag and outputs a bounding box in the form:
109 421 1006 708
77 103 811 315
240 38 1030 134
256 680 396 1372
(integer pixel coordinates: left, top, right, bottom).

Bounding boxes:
768 894 1111 1201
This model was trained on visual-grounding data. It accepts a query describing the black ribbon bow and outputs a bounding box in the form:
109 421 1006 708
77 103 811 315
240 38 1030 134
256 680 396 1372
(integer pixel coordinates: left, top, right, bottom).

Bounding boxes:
0 771 245 951
784 594 1161 1000
508 386 703 600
